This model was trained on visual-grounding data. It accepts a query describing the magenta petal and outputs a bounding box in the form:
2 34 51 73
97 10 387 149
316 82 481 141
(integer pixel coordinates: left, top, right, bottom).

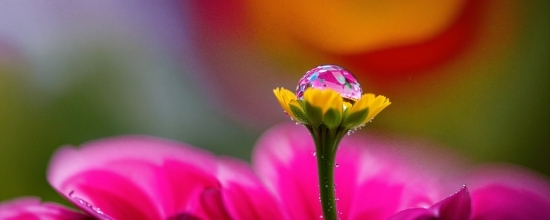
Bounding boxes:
166 213 201 220
429 186 471 220
0 197 90 220
389 187 471 220
200 188 232 220
253 124 322 219
47 136 220 219
471 185 550 220
467 165 550 220
67 194 114 220
387 208 436 220
216 157 287 220
160 159 221 215
336 142 440 220
60 169 160 219
197 157 290 220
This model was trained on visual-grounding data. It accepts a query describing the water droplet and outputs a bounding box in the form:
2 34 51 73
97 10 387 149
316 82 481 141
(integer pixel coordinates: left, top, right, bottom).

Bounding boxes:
335 163 339 168
335 198 340 201
313 151 316 156
296 65 362 101
69 192 114 220
320 215 324 218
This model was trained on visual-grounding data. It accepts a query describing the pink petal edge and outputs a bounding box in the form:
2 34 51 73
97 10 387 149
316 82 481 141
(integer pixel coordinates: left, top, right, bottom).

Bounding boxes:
0 197 89 220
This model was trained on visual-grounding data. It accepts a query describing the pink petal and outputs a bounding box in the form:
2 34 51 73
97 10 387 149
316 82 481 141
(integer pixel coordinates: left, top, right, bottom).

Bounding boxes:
199 188 232 220
336 132 469 219
47 136 221 219
216 157 287 220
386 208 435 220
61 169 161 219
0 197 89 220
388 186 471 220
466 165 550 220
253 124 323 219
67 194 114 220
429 186 471 220
335 140 441 220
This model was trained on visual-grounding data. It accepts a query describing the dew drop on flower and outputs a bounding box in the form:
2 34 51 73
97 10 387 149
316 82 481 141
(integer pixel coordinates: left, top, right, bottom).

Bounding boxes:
313 151 316 156
69 191 114 220
296 65 362 101
320 215 324 218
335 163 339 168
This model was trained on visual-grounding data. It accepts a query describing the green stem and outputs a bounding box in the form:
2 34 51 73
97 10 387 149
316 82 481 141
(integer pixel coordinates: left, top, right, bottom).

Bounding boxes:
309 125 345 220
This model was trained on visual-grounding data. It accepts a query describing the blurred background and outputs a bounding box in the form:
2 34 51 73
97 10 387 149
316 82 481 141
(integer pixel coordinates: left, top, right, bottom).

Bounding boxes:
0 0 548 204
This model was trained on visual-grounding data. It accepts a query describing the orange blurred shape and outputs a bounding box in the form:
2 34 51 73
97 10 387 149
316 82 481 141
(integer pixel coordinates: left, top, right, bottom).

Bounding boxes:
249 0 466 54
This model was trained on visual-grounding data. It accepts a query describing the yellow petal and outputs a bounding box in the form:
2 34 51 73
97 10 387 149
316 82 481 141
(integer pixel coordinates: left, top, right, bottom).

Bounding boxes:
368 97 391 120
325 91 343 115
361 96 391 125
347 93 374 116
273 87 299 120
304 88 342 114
346 94 391 127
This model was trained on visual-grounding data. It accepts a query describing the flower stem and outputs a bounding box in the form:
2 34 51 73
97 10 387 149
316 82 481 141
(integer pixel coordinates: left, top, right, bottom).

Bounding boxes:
309 125 345 220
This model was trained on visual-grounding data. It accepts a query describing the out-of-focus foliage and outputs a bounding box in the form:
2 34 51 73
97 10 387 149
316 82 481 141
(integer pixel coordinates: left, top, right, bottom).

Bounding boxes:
0 2 257 203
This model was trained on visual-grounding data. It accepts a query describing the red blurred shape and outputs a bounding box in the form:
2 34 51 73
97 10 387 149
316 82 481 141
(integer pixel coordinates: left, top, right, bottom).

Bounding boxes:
338 0 483 83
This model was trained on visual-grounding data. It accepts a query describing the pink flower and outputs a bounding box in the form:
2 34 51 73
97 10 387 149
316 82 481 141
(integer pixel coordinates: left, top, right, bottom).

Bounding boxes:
47 136 285 220
2 123 549 219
